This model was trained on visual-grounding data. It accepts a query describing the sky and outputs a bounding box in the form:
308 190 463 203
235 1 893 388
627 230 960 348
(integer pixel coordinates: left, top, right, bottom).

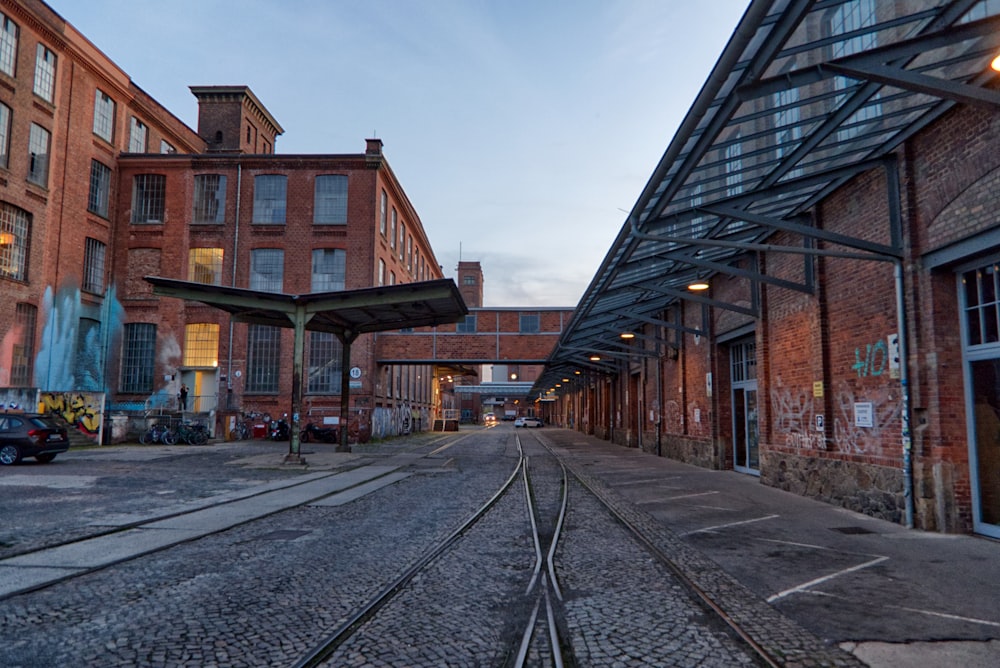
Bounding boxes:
57 0 749 307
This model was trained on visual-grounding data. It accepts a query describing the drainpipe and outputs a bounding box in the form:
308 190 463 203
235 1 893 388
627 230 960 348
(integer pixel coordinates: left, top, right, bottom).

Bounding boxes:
226 164 242 409
895 260 914 528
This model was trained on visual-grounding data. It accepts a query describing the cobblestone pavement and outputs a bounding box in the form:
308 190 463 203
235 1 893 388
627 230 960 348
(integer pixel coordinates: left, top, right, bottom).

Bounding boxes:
0 427 863 666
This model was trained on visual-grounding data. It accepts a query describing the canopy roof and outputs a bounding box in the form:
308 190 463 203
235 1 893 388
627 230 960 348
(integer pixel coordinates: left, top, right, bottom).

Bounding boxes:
537 0 1000 393
145 277 468 338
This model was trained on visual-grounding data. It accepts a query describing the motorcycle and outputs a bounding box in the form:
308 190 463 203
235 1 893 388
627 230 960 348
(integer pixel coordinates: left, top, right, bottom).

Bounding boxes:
300 422 338 443
269 413 290 441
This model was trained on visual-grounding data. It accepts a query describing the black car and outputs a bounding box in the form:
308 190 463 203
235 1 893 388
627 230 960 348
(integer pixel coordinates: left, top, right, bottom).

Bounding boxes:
0 413 70 465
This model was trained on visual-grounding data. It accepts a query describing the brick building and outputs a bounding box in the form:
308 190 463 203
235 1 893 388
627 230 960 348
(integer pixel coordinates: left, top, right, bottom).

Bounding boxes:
0 0 446 440
538 1 1000 537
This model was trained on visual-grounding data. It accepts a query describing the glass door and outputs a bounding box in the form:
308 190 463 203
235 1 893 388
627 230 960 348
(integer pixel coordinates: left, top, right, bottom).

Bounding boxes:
731 339 759 475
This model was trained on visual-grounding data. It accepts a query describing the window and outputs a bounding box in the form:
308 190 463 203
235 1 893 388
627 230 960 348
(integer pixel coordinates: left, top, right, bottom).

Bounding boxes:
121 323 156 393
246 324 280 393
183 323 219 367
389 271 396 285
33 43 55 102
160 139 175 154
406 235 412 270
463 274 476 286
88 160 111 218
314 175 347 224
379 189 387 235
193 174 226 223
399 222 405 260
0 13 17 77
128 117 147 153
457 315 477 333
830 0 880 142
308 332 342 394
11 303 36 386
93 90 114 142
27 123 50 186
378 258 385 286
963 264 1000 347
188 248 223 285
311 248 345 291
75 318 101 390
724 132 742 197
0 101 10 169
519 313 540 333
0 201 30 280
82 238 106 294
250 248 283 292
390 208 397 249
252 175 286 224
131 174 165 223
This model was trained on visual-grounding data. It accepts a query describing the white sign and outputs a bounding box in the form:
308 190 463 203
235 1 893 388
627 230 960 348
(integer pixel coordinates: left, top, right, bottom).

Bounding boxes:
854 402 874 428
349 366 362 379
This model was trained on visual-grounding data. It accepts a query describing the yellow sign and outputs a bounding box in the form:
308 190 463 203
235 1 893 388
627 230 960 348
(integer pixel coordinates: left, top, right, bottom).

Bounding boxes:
813 381 824 398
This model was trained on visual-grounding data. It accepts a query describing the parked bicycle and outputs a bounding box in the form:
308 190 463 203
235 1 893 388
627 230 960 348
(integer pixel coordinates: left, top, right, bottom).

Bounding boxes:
174 421 208 445
139 423 176 445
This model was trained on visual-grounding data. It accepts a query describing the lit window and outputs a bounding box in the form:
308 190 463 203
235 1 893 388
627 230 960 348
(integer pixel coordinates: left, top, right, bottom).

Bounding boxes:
246 324 280 393
33 43 55 102
27 123 50 186
314 175 348 224
183 323 219 367
0 101 10 169
131 174 165 223
308 332 342 394
193 174 226 224
252 175 286 224
11 303 36 386
311 249 346 291
121 323 156 393
88 160 111 218
188 248 223 285
0 201 30 281
128 117 147 153
82 238 106 294
0 13 18 77
93 90 115 142
250 248 283 292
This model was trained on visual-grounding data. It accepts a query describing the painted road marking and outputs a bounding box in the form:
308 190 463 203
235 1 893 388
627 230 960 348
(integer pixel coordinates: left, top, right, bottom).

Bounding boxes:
767 556 889 603
680 513 780 536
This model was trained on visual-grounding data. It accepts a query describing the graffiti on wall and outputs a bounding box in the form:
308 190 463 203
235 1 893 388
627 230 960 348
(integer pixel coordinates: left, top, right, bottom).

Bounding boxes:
371 404 415 439
833 380 900 454
39 391 104 441
852 339 890 378
0 388 37 412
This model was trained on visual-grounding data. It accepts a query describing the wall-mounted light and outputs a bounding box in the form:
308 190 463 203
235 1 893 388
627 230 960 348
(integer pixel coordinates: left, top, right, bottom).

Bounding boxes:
589 354 601 362
562 378 569 383
993 53 1000 72
687 280 709 291
620 332 635 340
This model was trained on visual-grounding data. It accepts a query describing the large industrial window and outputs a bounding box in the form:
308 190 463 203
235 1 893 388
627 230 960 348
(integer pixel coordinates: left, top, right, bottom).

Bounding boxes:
82 238 106 294
250 248 283 292
830 0 880 142
399 222 405 260
390 208 397 249
27 123 50 186
0 13 17 77
378 259 385 286
252 175 286 224
128 117 147 152
188 248 223 285
963 264 1000 347
380 189 387 235
519 313 540 333
193 174 226 224
731 339 757 382
246 324 280 393
0 102 9 169
121 323 156 393
183 323 219 367
88 160 111 218
311 248 346 292
314 175 348 224
11 303 35 387
308 331 343 394
33 43 55 102
75 318 102 391
131 174 165 223
93 90 115 142
724 132 742 197
0 201 29 281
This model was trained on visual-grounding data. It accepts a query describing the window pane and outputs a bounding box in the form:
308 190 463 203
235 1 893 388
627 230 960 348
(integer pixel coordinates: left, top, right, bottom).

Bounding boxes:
308 331 342 394
246 324 280 392
93 90 114 142
519 313 540 333
131 174 165 223
82 238 106 294
0 102 9 169
75 318 102 390
88 160 111 217
250 248 283 292
193 174 226 223
311 248 345 291
314 175 347 224
0 13 17 77
188 248 223 285
184 323 219 367
252 175 286 224
129 117 147 152
11 303 36 387
33 43 55 102
27 123 50 186
457 315 477 333
0 201 30 281
121 323 156 393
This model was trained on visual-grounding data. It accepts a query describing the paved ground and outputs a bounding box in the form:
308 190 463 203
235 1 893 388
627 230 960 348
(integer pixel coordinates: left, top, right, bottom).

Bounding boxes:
1 426 997 666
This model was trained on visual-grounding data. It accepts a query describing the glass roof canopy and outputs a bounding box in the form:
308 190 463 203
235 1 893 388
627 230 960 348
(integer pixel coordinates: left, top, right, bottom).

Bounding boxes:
536 0 1000 395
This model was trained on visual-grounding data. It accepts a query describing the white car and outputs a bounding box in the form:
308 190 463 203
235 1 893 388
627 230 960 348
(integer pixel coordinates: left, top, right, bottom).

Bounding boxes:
514 417 543 428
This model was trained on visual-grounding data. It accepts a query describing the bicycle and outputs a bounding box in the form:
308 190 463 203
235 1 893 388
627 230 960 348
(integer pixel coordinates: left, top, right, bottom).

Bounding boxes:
139 423 176 445
174 421 208 445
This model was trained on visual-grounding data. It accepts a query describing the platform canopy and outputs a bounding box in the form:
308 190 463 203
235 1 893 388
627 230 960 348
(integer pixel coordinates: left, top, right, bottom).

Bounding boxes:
145 277 468 337
536 0 1000 394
